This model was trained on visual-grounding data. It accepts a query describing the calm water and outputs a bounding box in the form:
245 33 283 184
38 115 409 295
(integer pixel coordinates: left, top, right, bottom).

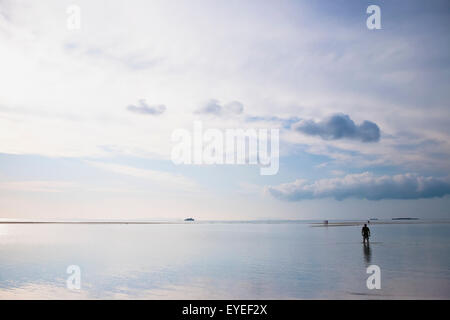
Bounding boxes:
0 222 449 299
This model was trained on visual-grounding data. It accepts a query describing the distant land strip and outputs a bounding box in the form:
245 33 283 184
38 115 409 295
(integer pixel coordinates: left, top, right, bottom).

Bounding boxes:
0 221 175 224
0 220 449 226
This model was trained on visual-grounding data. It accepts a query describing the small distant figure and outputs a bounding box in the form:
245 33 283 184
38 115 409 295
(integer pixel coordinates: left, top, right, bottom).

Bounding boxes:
362 224 371 244
324 220 328 225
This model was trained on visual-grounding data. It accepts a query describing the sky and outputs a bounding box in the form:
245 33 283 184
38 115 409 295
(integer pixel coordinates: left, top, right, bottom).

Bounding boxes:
0 0 449 220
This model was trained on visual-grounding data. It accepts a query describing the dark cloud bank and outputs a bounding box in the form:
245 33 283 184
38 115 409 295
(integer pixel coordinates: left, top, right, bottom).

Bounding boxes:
267 172 450 201
293 114 380 142
127 99 166 115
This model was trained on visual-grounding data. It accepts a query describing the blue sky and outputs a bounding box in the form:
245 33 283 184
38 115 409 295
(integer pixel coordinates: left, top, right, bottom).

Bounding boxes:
0 0 449 220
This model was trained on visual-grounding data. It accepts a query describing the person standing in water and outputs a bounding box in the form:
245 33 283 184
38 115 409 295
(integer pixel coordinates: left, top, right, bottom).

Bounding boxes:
362 224 371 244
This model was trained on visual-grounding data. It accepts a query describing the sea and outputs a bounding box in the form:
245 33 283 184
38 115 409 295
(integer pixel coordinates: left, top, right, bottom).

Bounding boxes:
0 220 449 299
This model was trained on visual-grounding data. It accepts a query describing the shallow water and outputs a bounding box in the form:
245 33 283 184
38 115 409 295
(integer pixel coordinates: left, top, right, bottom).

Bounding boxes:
0 222 449 299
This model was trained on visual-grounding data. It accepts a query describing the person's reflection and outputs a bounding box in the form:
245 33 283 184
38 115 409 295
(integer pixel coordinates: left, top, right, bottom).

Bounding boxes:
363 242 372 264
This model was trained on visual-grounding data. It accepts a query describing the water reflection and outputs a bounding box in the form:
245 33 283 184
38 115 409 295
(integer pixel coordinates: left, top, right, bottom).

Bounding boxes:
363 242 372 264
0 223 449 299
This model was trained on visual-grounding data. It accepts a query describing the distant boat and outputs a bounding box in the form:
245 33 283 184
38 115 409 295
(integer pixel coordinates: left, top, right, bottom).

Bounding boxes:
184 218 195 222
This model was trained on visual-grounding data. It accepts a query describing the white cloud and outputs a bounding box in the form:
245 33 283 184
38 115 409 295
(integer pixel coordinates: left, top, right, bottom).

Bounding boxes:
0 180 76 193
85 161 198 190
267 172 450 201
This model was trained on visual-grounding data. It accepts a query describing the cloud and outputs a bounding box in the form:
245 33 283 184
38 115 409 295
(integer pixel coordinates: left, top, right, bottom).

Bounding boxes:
0 180 140 194
267 172 450 201
245 115 300 129
1 0 449 177
127 99 166 115
195 99 244 116
0 181 77 193
85 161 197 190
293 114 380 142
